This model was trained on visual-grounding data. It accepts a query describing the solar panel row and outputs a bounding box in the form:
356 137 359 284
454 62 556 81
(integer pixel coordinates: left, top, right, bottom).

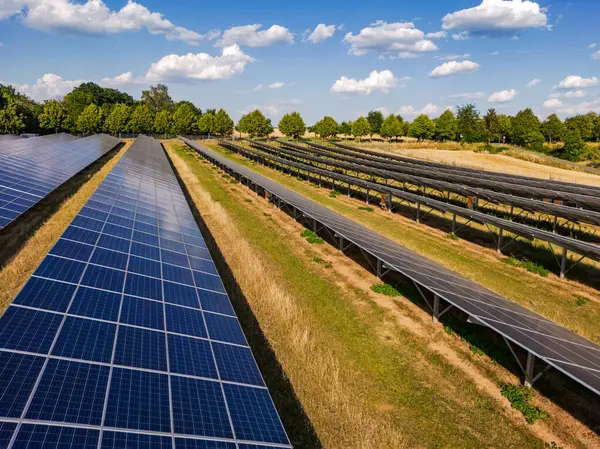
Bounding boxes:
0 135 291 448
0 134 121 230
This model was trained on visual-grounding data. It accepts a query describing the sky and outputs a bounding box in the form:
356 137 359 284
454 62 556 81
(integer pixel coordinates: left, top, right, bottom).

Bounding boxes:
0 0 599 124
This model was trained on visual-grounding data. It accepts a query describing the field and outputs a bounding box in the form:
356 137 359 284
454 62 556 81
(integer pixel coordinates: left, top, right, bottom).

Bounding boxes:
164 139 600 448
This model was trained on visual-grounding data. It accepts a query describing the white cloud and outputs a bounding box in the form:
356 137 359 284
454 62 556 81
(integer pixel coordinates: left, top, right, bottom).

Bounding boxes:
3 0 213 45
490 50 500 55
442 0 548 39
452 31 470 40
146 44 255 83
252 84 264 92
241 99 302 118
217 24 293 47
555 75 598 90
268 81 285 89
435 53 471 61
343 21 438 58
543 98 600 115
563 90 586 98
430 60 480 78
589 43 597 49
306 24 336 43
426 31 447 38
99 71 144 88
526 78 541 87
488 89 517 102
397 103 445 117
592 50 600 60
374 106 390 115
543 98 562 109
446 92 486 100
330 70 397 95
13 73 83 101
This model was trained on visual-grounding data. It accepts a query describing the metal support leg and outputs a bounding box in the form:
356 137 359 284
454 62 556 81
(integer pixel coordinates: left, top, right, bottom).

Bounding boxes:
451 214 456 234
386 194 392 212
432 295 440 323
560 248 568 279
497 228 503 253
525 353 535 387
376 259 382 278
338 236 345 251
366 189 369 204
553 215 558 233
416 202 421 223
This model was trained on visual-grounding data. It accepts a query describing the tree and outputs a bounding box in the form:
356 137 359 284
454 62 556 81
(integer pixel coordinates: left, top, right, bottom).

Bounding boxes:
380 114 403 140
129 104 154 134
409 114 435 141
560 129 587 161
593 115 600 142
196 112 216 135
141 84 173 112
339 121 352 136
153 110 171 138
352 116 371 141
541 114 565 144
511 108 542 147
105 104 131 137
314 116 339 139
565 113 596 141
483 108 500 143
0 84 41 133
497 114 512 143
0 98 25 134
456 104 485 142
236 110 272 138
367 110 384 137
434 110 458 141
278 112 306 139
213 109 234 136
77 104 102 135
39 100 66 133
172 103 198 135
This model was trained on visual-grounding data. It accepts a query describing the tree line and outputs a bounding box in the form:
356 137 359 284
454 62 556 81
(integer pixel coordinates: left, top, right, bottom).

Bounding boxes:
0 83 234 137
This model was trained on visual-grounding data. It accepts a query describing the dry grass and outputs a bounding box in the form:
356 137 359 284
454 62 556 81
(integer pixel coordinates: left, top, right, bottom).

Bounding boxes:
0 140 130 312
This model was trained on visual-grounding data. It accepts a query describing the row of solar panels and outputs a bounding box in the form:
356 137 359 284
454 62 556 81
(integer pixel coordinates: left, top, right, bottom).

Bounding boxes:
280 140 600 212
225 140 600 265
251 140 600 227
182 136 600 398
0 135 291 448
0 133 120 229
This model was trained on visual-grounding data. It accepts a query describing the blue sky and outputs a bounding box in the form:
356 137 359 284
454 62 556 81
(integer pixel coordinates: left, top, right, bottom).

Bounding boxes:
0 0 599 124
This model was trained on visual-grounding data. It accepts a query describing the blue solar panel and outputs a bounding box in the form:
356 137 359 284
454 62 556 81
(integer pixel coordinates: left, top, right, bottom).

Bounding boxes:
0 136 290 447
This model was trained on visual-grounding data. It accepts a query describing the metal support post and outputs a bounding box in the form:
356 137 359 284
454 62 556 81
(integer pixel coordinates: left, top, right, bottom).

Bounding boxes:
497 228 503 253
376 259 382 278
416 202 421 223
432 295 440 323
524 353 535 387
386 194 392 212
366 189 369 204
560 247 568 279
339 236 345 251
451 214 456 234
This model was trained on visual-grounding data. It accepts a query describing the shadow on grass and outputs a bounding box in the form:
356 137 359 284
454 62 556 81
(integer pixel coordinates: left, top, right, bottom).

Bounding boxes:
0 142 125 270
164 144 323 449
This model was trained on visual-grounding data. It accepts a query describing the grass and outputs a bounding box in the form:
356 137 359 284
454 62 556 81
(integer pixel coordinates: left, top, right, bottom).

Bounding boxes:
371 283 402 297
313 257 333 269
301 229 324 244
574 295 589 307
329 189 341 198
358 206 374 212
500 383 547 424
166 141 550 448
199 141 600 344
502 257 550 277
446 233 459 240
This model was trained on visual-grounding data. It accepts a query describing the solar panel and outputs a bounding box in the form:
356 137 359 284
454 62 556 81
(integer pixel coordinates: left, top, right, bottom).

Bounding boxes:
182 137 600 398
0 135 291 448
0 134 121 230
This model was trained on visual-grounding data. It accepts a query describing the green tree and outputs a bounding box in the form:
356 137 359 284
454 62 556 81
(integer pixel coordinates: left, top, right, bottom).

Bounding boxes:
456 104 485 142
141 84 173 112
172 103 198 135
278 112 306 139
213 109 234 136
0 98 25 134
236 110 272 138
105 104 131 137
409 114 435 141
511 108 542 147
352 116 371 141
153 109 171 138
593 115 600 142
367 110 384 137
129 104 154 134
560 129 587 161
77 103 102 135
339 121 352 136
498 114 512 143
483 108 501 143
565 113 596 141
380 114 403 141
196 112 216 135
314 116 339 139
541 114 565 144
435 110 458 141
39 100 66 133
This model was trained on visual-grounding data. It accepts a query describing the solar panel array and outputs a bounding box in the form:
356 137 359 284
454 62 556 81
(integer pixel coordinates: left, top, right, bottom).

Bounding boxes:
0 134 120 230
0 135 291 448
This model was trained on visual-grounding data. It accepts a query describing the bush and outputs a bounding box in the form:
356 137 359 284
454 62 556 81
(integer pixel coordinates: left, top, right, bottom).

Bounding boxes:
500 383 547 424
501 257 548 277
574 295 589 307
371 283 402 297
559 129 587 162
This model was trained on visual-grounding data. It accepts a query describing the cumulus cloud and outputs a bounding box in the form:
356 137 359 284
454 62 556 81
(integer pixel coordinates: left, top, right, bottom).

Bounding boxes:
543 98 562 109
435 53 471 61
306 24 336 43
2 0 214 45
146 44 255 83
12 73 83 101
563 90 586 99
217 24 293 47
452 31 470 40
554 75 598 90
99 71 146 88
543 97 600 115
589 43 597 49
426 31 447 38
330 70 397 95
526 78 541 87
488 89 517 102
442 0 548 39
593 50 600 60
343 21 438 58
268 81 285 89
397 103 446 117
430 60 480 78
446 92 486 100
